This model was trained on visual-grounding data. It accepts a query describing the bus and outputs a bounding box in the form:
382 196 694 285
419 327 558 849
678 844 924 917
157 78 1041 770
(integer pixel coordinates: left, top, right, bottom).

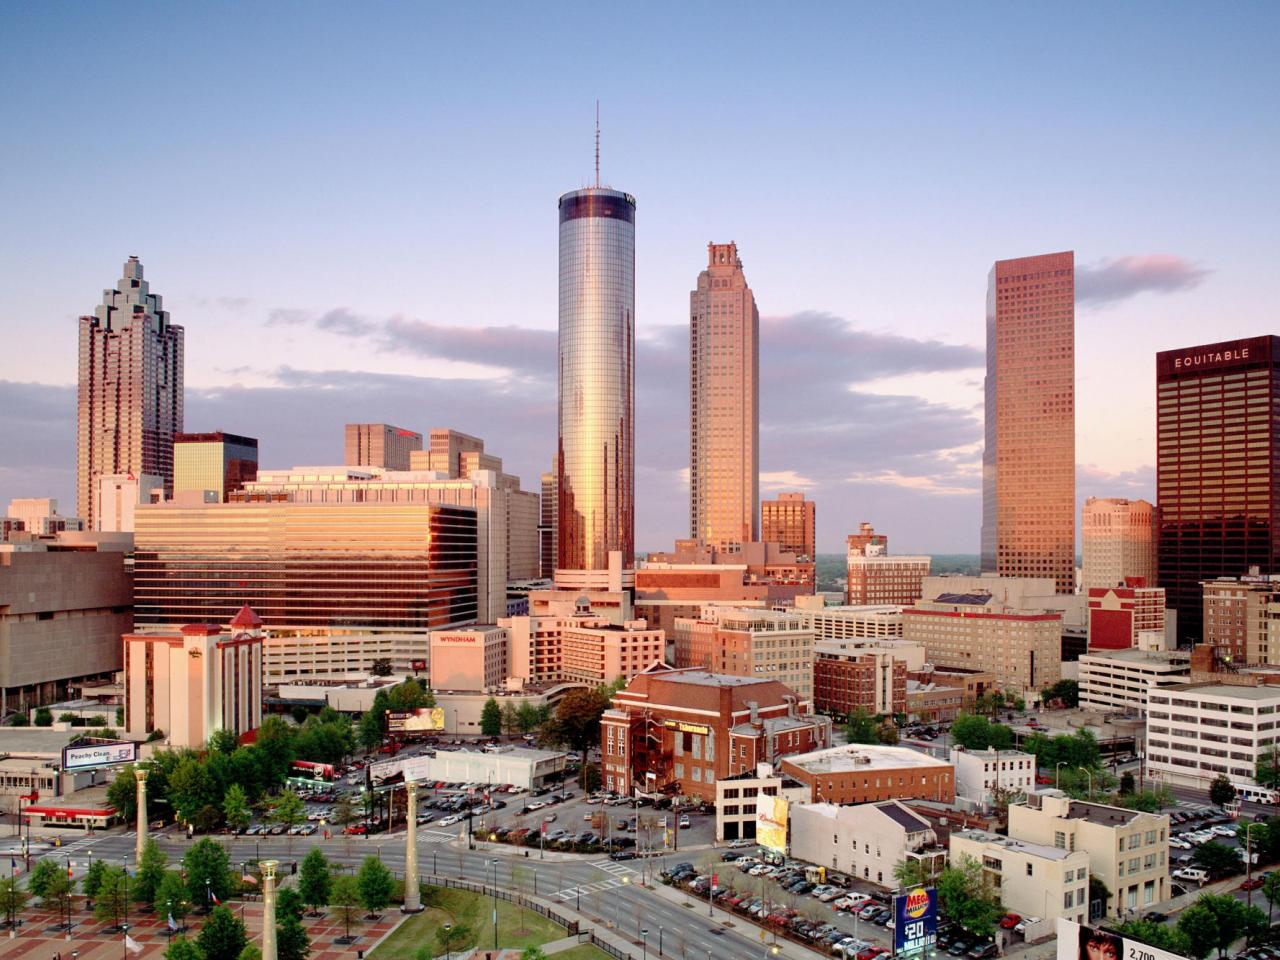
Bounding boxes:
1236 785 1278 806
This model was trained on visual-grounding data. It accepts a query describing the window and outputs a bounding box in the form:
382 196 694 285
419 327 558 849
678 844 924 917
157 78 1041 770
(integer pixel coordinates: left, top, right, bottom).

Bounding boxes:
1026 863 1033 876
1055 831 1066 849
1064 891 1073 909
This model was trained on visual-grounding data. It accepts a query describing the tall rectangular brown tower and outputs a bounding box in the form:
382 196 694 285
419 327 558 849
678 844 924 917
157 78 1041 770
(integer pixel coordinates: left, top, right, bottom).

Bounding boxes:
1156 336 1280 642
762 492 816 559
980 251 1076 593
690 242 759 547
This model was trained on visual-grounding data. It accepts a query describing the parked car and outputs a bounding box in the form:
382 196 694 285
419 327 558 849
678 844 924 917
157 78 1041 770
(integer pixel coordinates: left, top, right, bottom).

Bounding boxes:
1241 877 1265 891
998 913 1022 930
1013 917 1042 935
967 944 999 960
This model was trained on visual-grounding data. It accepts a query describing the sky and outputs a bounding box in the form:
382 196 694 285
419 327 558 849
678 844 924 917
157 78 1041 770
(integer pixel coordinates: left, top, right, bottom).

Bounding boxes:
2 2 1278 554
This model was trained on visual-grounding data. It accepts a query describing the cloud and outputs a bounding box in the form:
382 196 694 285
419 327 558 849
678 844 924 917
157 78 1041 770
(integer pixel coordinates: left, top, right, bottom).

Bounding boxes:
1077 463 1155 502
1076 255 1210 307
315 308 376 337
760 470 815 491
381 316 555 377
846 470 977 497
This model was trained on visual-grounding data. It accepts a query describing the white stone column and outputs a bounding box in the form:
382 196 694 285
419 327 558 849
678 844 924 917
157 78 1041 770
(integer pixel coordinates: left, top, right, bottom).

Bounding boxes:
134 768 148 863
261 859 278 960
402 781 422 912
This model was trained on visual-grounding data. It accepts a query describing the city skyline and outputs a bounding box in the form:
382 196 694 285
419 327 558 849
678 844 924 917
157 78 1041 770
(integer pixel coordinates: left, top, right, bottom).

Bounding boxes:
3 4 1278 552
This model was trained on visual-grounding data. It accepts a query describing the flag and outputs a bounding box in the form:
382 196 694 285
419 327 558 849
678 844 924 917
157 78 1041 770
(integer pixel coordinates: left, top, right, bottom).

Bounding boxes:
168 912 178 931
125 934 143 954
67 864 73 879
211 891 221 906
9 858 15 876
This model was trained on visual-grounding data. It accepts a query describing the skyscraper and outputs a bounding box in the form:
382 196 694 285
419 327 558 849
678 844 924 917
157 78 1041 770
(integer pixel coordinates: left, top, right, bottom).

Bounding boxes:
762 492 816 559
344 423 422 471
77 256 183 529
980 251 1075 593
690 242 759 547
1081 497 1157 591
557 186 635 571
1156 336 1280 642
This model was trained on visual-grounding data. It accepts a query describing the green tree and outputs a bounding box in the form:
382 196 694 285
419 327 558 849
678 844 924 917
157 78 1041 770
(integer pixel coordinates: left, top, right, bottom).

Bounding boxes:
238 945 263 960
935 854 1001 938
1262 870 1280 926
277 887 305 924
43 870 73 914
28 858 63 900
845 708 879 744
208 728 239 755
165 937 206 960
254 715 298 785
33 706 53 726
270 789 307 837
9 713 29 726
330 875 361 941
169 756 220 824
1180 893 1251 958
1114 919 1193 957
950 714 992 749
480 697 503 737
356 856 394 916
94 866 129 926
553 687 610 784
1119 771 1136 795
1257 746 1280 792
358 710 384 752
331 795 358 836
107 765 139 822
1176 902 1219 960
893 858 934 888
0 876 29 928
197 905 249 960
371 658 394 677
875 719 900 745
156 870 191 925
277 913 311 960
298 848 332 915
83 857 109 900
222 783 251 833
986 723 1013 750
135 837 168 903
515 702 540 734
521 949 549 960
1209 775 1237 809
501 701 520 735
185 837 233 906
1193 842 1244 879
1041 679 1079 708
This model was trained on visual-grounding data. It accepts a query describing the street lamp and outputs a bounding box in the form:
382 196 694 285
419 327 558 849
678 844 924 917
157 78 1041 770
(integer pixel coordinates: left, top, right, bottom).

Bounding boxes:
1078 767 1093 798
167 899 173 942
1246 822 1265 907
658 924 664 957
641 927 649 960
615 875 630 927
490 858 500 951
1055 762 1067 789
443 922 453 960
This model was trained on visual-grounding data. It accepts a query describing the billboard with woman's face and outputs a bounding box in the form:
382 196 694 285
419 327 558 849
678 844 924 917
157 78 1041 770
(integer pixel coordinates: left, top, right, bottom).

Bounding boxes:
1056 919 1190 960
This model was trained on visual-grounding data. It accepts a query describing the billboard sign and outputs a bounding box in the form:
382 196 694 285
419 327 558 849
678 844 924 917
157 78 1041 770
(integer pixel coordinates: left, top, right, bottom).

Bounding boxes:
1056 920 1191 960
755 793 789 854
386 707 446 733
894 887 937 955
62 739 137 771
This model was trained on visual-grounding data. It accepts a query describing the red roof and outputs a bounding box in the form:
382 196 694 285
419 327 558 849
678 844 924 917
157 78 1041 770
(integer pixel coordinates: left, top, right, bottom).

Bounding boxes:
230 604 263 629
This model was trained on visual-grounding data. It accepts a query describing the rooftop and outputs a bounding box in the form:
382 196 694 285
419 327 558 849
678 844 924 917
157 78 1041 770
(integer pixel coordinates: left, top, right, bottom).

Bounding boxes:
1174 683 1280 701
782 743 951 774
951 747 1034 761
652 669 778 688
0 728 87 756
955 828 1077 861
933 593 993 606
877 800 933 833
1065 799 1153 827
1080 648 1190 666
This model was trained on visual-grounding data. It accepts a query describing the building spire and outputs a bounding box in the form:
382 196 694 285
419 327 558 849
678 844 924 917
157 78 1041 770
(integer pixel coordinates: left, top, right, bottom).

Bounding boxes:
594 100 600 188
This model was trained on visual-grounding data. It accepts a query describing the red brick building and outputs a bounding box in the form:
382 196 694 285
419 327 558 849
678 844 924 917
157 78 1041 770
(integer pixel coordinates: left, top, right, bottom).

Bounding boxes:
779 744 955 805
813 651 907 717
600 663 832 801
1087 580 1166 650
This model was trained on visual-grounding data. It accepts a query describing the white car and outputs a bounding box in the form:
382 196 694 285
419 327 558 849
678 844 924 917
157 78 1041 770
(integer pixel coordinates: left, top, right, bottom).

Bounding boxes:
1213 825 1237 838
817 889 842 902
1169 838 1192 850
1014 917 1042 935
437 814 462 826
728 838 754 848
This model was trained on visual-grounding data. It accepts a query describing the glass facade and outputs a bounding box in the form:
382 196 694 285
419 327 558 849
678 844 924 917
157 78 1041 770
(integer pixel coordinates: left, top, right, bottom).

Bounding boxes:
980 251 1076 593
133 501 479 629
174 431 259 501
557 187 635 570
1156 336 1280 642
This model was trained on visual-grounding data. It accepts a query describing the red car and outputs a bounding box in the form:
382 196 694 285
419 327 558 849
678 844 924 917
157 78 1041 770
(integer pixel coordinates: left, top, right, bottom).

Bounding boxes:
1241 877 1265 891
1035 775 1052 785
344 824 368 835
999 913 1022 929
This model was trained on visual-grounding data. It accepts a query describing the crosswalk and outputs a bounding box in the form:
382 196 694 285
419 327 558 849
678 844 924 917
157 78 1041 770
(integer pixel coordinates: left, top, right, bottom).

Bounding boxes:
418 829 457 845
547 858 639 902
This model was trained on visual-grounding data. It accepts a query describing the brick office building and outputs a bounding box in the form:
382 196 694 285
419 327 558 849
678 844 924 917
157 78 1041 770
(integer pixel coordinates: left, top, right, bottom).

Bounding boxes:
600 663 832 801
778 743 955 805
813 650 907 717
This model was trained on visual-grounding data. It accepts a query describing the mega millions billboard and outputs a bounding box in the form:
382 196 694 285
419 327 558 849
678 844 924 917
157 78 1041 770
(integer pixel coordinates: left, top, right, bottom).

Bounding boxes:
62 739 137 771
894 887 938 955
386 707 446 733
1057 920 1191 960
755 793 789 853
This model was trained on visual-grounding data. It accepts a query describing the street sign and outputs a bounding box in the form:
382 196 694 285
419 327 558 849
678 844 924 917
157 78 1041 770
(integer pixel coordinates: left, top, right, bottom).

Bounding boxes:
894 887 937 955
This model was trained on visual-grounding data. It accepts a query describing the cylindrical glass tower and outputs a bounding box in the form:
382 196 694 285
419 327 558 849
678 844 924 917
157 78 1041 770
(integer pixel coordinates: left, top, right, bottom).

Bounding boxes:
557 187 636 571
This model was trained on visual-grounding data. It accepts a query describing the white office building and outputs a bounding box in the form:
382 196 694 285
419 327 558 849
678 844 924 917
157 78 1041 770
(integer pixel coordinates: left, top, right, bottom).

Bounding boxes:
1077 649 1191 716
1147 683 1280 796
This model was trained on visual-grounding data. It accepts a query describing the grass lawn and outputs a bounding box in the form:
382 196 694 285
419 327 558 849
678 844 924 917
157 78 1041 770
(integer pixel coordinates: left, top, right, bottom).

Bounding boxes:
550 946 613 960
370 886 567 960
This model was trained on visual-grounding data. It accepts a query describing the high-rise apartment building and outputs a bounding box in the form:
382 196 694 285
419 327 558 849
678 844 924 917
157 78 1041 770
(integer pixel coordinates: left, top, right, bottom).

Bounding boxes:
690 242 759 547
174 431 259 501
77 256 184 528
344 423 422 471
1082 497 1158 591
980 251 1075 593
1201 575 1280 664
846 522 888 558
557 187 635 571
1086 584 1166 650
762 492 816 559
673 605 815 698
1157 337 1280 642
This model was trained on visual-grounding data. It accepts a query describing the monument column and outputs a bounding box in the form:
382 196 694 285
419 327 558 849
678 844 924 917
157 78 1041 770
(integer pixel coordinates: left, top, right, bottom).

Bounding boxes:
134 767 148 863
261 860 278 960
402 781 422 912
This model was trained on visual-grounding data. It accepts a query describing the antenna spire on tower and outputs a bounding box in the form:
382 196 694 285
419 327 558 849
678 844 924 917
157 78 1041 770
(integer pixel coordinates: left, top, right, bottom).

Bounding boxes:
595 100 600 187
